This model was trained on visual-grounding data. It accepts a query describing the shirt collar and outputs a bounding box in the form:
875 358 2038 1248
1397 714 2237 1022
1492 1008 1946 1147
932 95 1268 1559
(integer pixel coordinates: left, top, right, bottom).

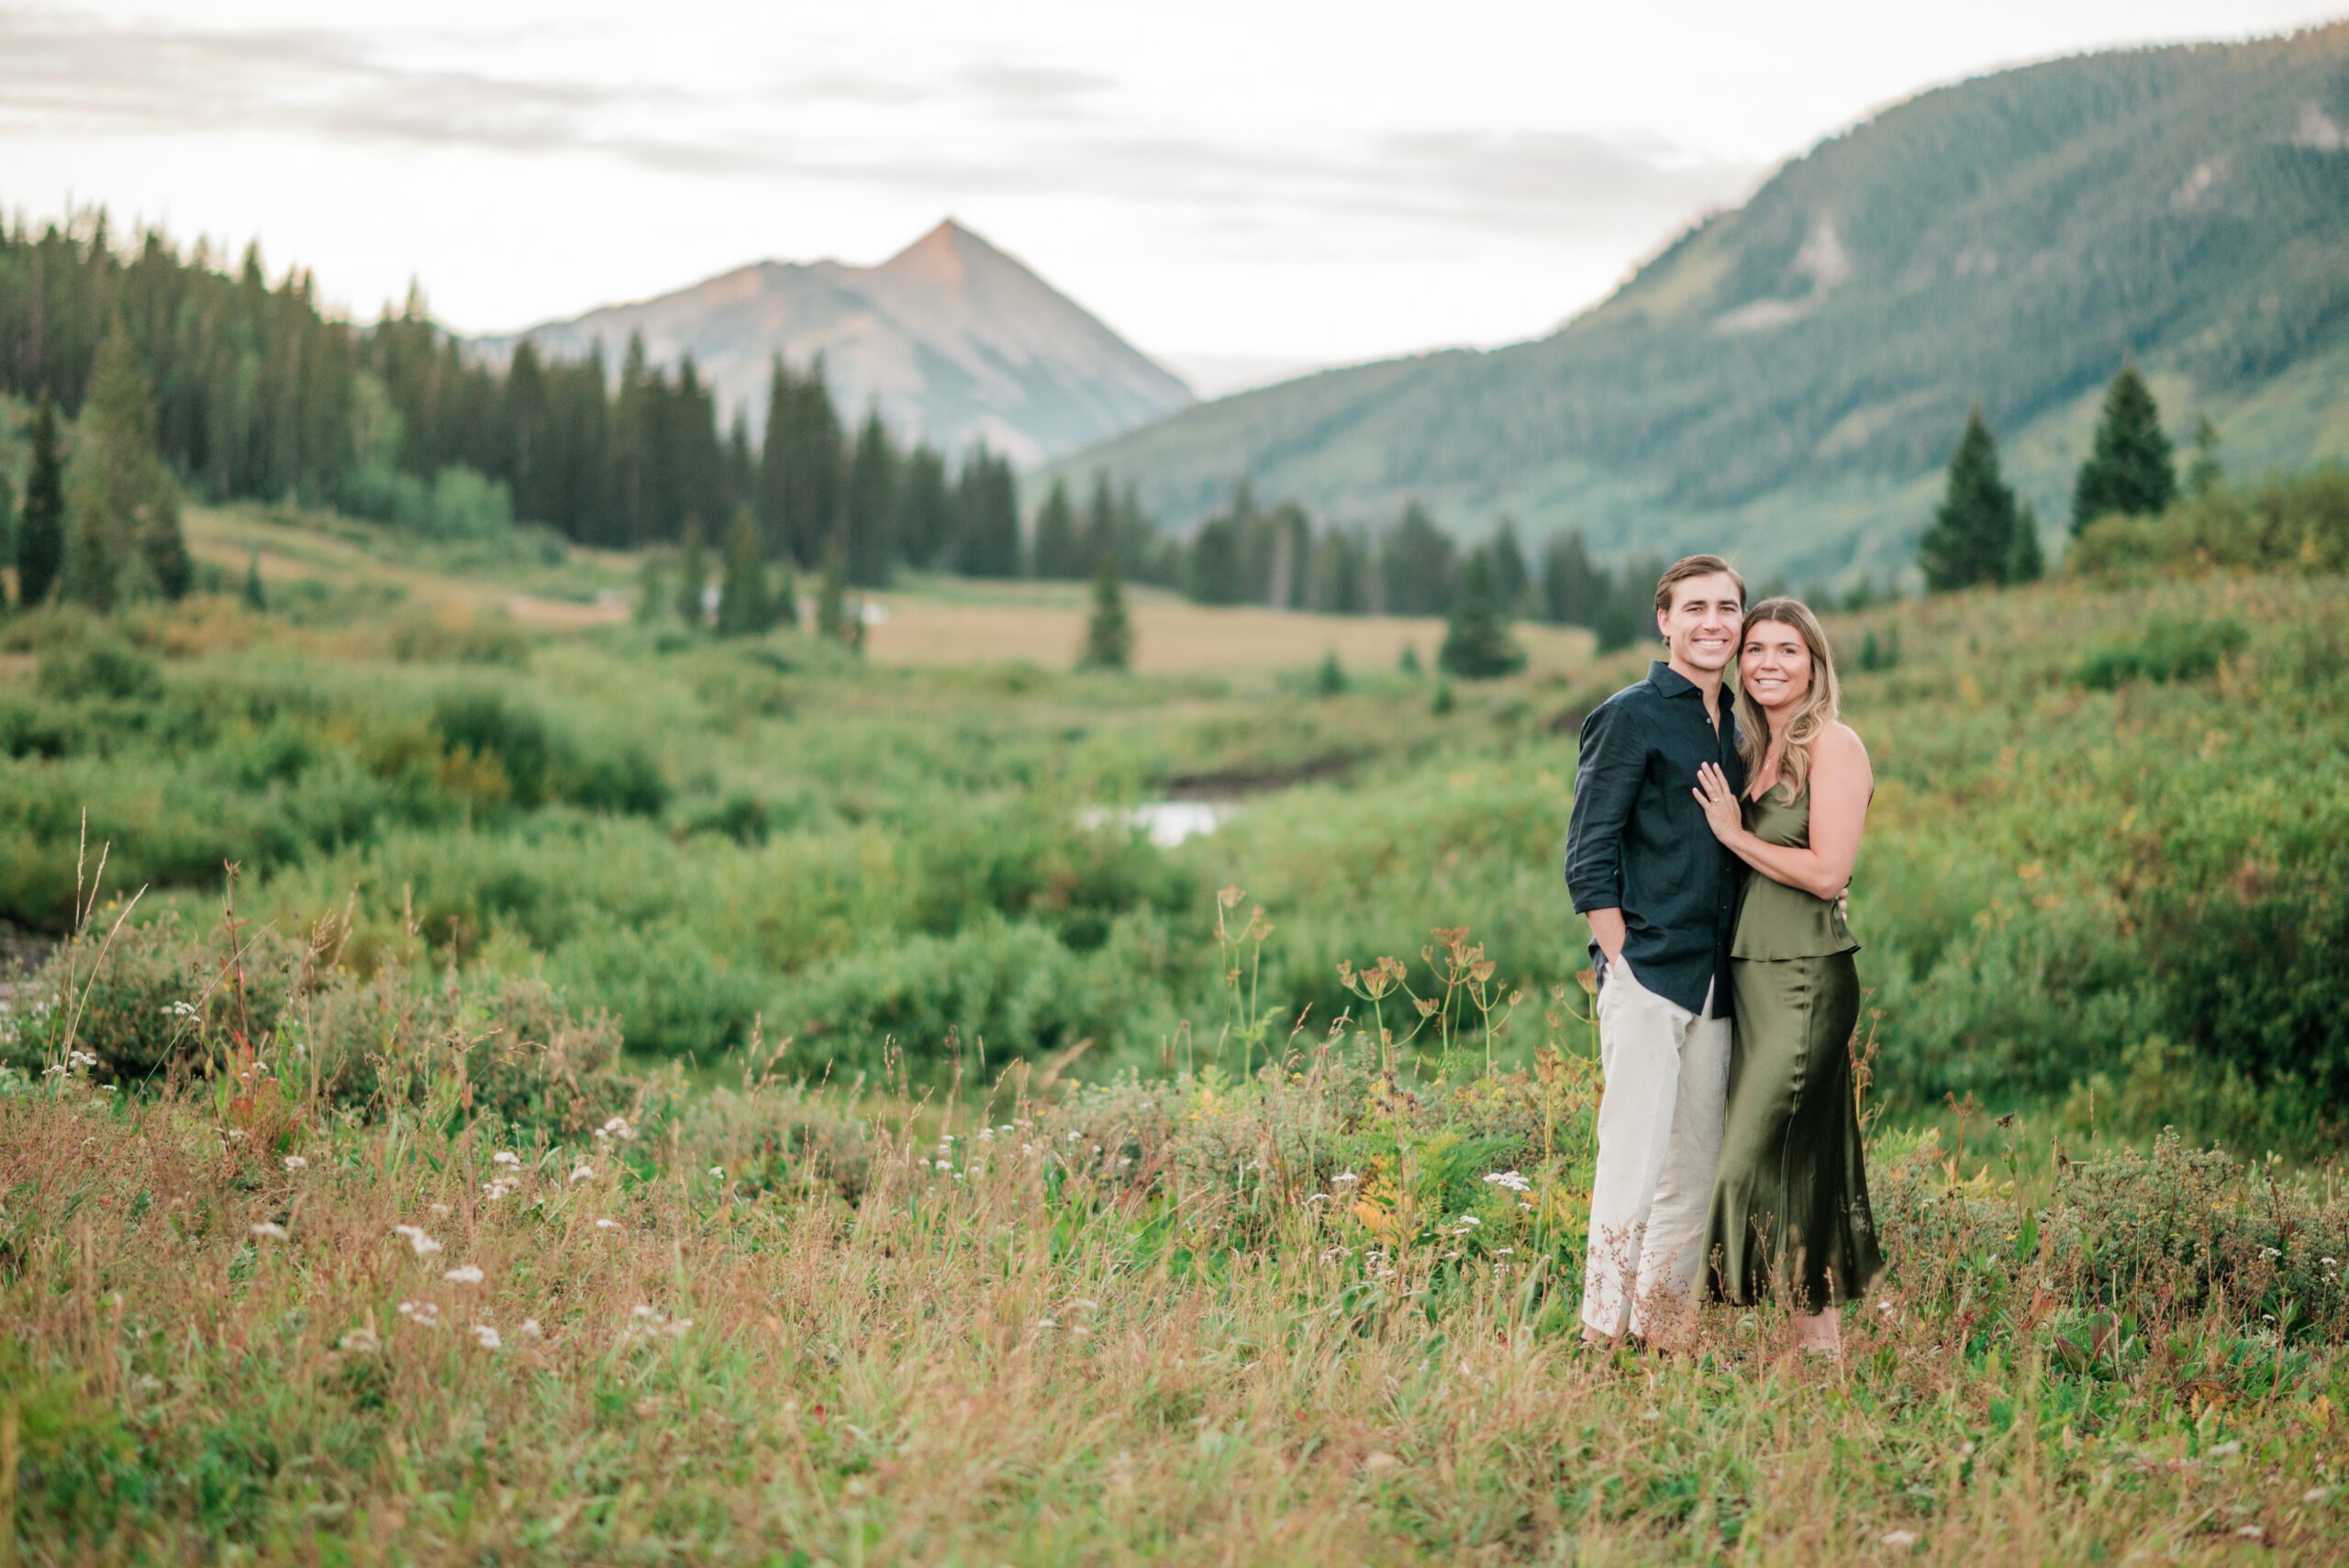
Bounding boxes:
1646 661 1735 713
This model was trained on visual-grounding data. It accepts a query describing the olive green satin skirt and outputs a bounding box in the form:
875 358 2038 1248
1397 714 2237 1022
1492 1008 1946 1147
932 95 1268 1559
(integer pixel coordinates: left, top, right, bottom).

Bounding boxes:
1703 951 1885 1312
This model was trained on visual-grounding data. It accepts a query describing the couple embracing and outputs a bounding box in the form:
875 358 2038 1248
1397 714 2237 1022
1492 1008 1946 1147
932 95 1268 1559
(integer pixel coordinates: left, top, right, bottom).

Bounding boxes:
1564 553 1883 1359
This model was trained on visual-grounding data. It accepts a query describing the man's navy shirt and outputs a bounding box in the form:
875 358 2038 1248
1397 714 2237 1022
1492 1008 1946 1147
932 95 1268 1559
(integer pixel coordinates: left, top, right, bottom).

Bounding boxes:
1563 661 1746 1018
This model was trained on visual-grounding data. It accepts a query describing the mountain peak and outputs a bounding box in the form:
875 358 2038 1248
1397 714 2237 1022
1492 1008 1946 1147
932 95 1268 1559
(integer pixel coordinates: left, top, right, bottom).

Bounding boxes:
480 217 1191 465
885 217 1011 286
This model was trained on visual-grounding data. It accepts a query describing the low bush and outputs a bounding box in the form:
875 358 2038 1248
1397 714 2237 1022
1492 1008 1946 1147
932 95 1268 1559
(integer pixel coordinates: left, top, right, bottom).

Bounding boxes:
2073 615 2249 689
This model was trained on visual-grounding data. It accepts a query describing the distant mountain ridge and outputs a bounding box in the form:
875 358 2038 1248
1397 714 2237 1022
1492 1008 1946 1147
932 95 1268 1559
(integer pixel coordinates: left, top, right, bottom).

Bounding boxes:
1055 23 2349 583
476 219 1193 466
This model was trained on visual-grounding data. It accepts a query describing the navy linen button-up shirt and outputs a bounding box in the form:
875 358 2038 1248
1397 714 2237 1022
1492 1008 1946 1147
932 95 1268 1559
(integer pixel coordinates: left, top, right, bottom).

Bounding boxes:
1562 661 1746 1018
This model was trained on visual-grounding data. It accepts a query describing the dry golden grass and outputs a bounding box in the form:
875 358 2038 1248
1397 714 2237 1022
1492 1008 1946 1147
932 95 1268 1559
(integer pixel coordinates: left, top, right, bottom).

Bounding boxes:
865 590 1595 677
6 1050 2343 1566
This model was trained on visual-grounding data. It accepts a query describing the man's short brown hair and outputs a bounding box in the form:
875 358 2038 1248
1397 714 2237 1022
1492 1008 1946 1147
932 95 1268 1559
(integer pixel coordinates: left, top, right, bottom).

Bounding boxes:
1653 554 1747 617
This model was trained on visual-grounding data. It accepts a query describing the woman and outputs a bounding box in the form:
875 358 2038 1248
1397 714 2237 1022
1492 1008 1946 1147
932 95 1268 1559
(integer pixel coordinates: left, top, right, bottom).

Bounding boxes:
1691 597 1884 1358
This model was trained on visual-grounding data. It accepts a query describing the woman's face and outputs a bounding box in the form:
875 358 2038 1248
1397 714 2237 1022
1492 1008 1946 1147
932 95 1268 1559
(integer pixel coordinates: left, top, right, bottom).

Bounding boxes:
1740 617 1812 711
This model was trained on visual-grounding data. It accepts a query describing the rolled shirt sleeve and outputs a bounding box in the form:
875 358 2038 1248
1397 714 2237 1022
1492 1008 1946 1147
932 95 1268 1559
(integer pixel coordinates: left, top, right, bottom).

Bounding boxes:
1564 695 1646 915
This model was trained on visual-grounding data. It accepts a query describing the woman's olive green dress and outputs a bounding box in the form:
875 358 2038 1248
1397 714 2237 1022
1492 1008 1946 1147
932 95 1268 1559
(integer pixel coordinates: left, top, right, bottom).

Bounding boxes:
1704 784 1885 1312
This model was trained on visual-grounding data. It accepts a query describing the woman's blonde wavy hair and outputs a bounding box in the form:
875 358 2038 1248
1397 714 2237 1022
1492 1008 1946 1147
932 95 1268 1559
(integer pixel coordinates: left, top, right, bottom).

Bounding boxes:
1734 596 1842 801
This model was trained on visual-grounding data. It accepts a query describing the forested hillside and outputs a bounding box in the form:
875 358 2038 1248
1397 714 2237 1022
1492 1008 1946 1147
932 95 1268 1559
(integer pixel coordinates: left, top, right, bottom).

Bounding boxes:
1058 24 2349 583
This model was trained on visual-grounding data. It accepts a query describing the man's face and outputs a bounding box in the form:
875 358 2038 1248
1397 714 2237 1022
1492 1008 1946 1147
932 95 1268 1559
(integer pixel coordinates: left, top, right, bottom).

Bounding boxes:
1656 571 1742 673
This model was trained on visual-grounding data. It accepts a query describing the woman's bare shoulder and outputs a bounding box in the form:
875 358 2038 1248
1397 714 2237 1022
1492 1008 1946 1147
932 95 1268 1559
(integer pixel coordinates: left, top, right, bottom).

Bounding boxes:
1818 721 1871 771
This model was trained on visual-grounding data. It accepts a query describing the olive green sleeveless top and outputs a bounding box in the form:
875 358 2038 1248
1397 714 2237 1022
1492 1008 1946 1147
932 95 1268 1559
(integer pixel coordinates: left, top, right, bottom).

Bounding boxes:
1731 784 1858 961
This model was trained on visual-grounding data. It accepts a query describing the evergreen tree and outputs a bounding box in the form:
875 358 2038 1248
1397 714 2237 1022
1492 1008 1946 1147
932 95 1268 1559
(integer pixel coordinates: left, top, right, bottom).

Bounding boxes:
816 540 855 649
674 513 708 627
756 356 795 556
716 506 772 637
1077 550 1133 672
2009 500 2046 584
1031 477 1080 579
241 550 267 612
1592 577 1650 655
1188 511 1246 605
1380 500 1456 616
635 557 667 625
1316 526 1366 615
841 406 896 588
2185 415 2224 500
64 320 185 608
1269 501 1314 609
1080 473 1119 575
1487 517 1531 609
1918 407 2021 593
896 445 952 570
17 391 65 607
1314 650 1347 695
2071 361 2176 533
1540 528 1607 627
771 560 799 629
0 467 13 605
784 358 844 568
1437 550 1527 679
953 446 1020 577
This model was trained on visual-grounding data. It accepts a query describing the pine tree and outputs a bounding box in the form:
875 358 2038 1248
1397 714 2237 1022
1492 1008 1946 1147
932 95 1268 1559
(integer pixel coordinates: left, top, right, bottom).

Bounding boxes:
1081 473 1118 575
1314 650 1346 695
1380 501 1456 616
0 467 13 606
896 446 952 570
674 513 708 627
771 561 800 629
816 539 852 646
841 407 896 587
1487 517 1531 609
1917 407 2021 594
1077 550 1133 672
1592 577 1649 655
716 506 772 637
1437 550 1527 679
1317 527 1366 615
240 550 267 612
1031 477 1079 579
2185 415 2223 500
1188 511 1246 605
756 356 794 556
2009 500 2045 584
635 557 667 625
19 393 69 607
1540 529 1607 627
64 318 187 607
785 358 843 568
2071 362 2176 533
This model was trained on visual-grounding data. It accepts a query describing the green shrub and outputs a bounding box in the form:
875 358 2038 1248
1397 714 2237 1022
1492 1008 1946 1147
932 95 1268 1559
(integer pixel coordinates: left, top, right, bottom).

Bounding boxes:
37 633 161 701
2073 615 2248 689
429 687 555 807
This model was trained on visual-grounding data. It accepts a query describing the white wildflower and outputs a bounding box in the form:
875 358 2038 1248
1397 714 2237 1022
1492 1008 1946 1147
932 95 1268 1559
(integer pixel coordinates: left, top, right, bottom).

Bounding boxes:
282 1155 306 1171
472 1324 503 1350
443 1263 485 1284
1880 1530 1918 1548
339 1326 382 1353
250 1221 289 1240
570 1162 595 1184
1482 1170 1531 1193
596 1217 622 1230
1332 1171 1360 1185
596 1116 636 1142
492 1151 522 1169
393 1224 442 1256
519 1318 542 1339
396 1300 440 1328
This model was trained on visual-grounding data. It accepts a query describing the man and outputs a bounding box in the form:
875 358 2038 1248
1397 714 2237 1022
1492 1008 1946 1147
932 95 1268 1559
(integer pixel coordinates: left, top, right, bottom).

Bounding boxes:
1564 554 1746 1345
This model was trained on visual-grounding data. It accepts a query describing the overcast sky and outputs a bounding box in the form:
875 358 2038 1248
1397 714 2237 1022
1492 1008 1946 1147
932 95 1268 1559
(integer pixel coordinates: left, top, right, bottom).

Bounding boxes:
5 0 2342 392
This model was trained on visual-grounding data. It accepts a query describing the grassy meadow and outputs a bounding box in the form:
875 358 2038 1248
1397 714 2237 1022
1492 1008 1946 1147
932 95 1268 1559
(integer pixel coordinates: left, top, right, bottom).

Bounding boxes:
5 499 2348 1562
